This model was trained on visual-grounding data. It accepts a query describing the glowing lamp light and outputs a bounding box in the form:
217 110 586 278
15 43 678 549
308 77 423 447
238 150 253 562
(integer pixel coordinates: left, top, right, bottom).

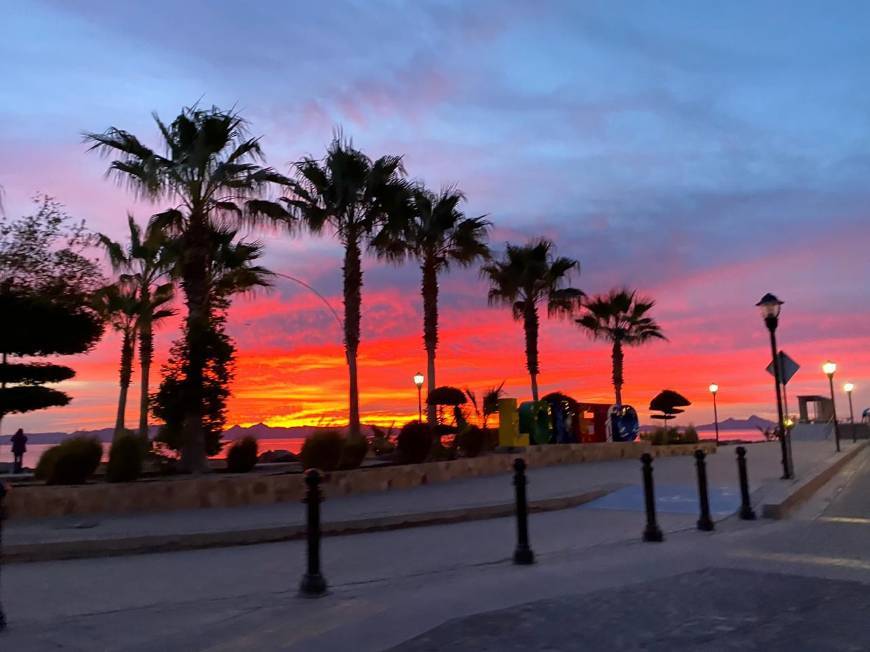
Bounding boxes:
844 382 855 393
709 383 719 394
822 361 837 377
413 372 424 388
756 293 783 320
784 417 794 428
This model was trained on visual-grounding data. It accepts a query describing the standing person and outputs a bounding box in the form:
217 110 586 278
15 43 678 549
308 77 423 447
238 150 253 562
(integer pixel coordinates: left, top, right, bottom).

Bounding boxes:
10 428 27 474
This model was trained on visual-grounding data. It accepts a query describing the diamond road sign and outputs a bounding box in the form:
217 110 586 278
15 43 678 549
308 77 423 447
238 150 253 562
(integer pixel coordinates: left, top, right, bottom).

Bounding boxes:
767 351 800 385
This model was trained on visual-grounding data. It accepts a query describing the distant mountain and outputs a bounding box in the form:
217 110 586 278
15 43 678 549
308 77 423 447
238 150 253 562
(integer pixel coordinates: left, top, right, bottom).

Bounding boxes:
695 415 775 431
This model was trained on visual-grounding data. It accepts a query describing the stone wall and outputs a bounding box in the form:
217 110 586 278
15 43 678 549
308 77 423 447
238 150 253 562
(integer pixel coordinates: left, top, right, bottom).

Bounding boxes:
6 441 715 520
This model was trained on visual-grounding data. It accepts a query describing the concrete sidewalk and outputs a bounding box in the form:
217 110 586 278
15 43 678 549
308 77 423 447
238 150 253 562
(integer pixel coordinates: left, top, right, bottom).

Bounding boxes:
3 440 859 561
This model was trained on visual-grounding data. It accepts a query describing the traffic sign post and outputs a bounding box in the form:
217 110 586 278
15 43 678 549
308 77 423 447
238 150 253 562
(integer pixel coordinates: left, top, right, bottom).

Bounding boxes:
766 351 798 479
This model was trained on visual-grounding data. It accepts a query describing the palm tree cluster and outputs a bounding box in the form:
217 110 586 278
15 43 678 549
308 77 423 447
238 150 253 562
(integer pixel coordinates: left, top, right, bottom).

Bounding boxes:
85 104 665 472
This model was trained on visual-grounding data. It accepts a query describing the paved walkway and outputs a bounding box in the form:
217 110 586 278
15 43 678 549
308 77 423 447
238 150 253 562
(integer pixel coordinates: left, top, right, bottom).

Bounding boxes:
0 443 867 650
4 440 852 551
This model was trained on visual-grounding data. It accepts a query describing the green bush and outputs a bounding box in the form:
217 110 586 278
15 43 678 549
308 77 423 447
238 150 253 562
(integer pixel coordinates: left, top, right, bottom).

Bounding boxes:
455 425 485 458
36 436 102 485
226 436 259 473
644 426 699 445
369 425 395 456
300 430 344 471
106 433 144 483
339 435 368 470
682 425 700 444
396 421 433 464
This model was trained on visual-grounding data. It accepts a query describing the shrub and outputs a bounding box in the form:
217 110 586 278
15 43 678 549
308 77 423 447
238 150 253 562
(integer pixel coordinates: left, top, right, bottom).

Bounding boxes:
455 425 485 458
396 421 433 464
226 436 259 473
106 433 144 483
369 424 395 456
36 436 102 485
682 425 700 444
300 430 344 471
339 435 369 470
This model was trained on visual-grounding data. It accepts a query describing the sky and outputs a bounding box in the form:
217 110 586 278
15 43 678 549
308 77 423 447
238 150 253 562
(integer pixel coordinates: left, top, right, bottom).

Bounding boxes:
2 0 869 434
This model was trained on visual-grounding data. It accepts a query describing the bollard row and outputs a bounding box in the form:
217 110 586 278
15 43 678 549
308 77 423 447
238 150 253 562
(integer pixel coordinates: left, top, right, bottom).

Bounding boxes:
291 447 760 600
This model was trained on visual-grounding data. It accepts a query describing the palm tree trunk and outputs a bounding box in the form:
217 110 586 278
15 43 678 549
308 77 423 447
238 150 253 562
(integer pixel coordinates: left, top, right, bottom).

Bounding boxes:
114 328 135 439
180 217 210 473
523 303 540 403
138 314 153 440
344 230 362 438
612 338 624 406
421 258 438 424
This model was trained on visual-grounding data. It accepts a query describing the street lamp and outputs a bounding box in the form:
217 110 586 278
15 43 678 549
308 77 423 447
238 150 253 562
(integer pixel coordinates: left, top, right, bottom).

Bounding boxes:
756 293 791 478
844 383 855 430
413 372 425 422
822 361 841 452
709 384 720 445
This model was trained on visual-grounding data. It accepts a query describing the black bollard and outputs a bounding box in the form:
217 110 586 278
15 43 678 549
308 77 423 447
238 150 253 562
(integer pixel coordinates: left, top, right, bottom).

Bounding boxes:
0 482 7 631
736 447 757 520
512 458 535 565
299 469 328 597
641 453 664 542
694 450 715 531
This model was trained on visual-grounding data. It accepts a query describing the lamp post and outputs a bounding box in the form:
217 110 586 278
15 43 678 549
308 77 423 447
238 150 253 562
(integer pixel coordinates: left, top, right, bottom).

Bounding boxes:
756 293 791 479
823 361 841 452
844 382 855 427
709 384 720 445
413 372 424 422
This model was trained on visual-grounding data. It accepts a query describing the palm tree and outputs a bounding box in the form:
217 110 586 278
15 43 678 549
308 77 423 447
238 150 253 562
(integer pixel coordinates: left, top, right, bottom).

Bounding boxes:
481 239 583 402
373 185 490 423
576 288 666 406
86 105 292 472
94 283 141 438
99 215 175 439
284 134 408 437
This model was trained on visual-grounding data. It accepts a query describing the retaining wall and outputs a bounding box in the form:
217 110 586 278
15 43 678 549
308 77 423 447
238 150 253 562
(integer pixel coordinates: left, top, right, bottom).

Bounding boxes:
6 441 715 520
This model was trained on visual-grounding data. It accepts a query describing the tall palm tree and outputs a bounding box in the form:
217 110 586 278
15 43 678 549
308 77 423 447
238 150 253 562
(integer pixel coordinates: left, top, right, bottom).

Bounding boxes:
284 134 408 437
86 105 292 472
576 288 666 406
99 215 175 439
373 185 490 423
481 239 583 402
94 283 141 438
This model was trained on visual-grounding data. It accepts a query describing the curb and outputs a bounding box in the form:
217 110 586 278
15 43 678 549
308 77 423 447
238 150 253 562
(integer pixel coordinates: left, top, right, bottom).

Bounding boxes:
760 441 868 519
2 486 620 564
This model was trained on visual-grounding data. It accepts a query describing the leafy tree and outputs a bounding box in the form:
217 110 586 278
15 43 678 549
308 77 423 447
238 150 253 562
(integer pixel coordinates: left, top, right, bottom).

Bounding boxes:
99 215 175 438
285 133 409 437
465 381 505 430
481 239 583 402
373 185 490 424
0 197 104 430
151 226 272 457
86 105 292 472
576 288 666 406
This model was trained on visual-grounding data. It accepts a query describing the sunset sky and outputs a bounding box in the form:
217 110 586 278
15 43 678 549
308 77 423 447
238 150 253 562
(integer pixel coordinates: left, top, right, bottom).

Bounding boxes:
2 1 869 434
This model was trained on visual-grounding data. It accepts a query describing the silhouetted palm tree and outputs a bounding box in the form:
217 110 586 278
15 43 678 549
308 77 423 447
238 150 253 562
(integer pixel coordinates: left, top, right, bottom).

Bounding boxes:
99 215 174 439
285 134 408 437
373 186 490 423
94 283 141 439
86 105 292 471
576 288 666 406
481 240 583 402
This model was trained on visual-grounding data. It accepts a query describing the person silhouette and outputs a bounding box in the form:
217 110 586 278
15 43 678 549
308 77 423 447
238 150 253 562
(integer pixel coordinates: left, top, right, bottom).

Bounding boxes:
10 428 27 474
